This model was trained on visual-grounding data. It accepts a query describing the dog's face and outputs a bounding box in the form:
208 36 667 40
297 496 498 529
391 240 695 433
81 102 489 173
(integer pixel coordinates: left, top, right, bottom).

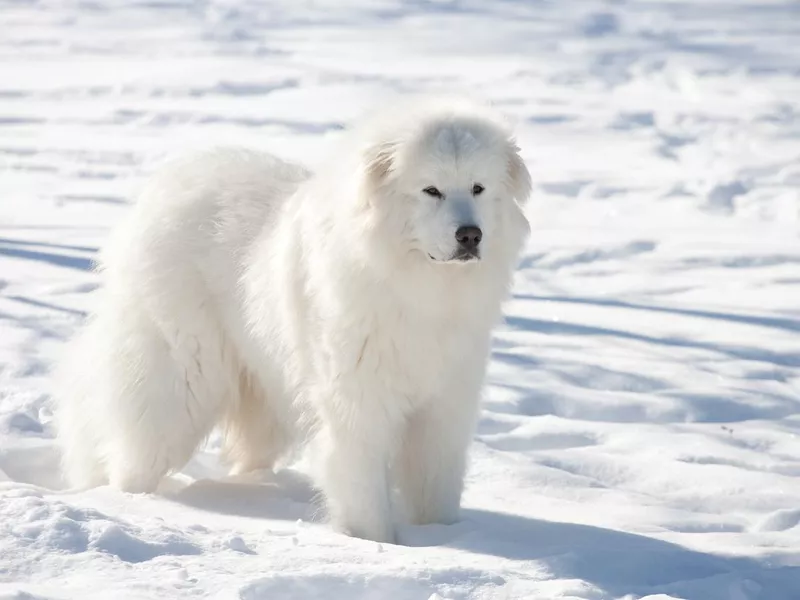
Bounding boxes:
361 111 531 267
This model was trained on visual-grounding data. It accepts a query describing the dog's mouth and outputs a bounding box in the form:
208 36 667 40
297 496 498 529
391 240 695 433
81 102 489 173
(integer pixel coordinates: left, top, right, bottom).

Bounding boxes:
451 249 480 263
427 250 480 264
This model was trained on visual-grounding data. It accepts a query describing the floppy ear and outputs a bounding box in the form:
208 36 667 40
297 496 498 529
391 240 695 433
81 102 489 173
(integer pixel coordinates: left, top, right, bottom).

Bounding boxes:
507 142 532 205
363 141 397 187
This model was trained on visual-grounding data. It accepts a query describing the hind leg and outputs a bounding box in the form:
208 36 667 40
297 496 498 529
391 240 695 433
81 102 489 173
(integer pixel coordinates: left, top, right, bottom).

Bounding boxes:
59 302 236 493
107 309 238 492
56 322 114 490
221 370 292 476
57 396 109 490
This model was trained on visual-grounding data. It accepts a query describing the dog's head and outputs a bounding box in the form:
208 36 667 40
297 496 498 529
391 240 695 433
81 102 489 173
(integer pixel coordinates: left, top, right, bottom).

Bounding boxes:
357 99 531 268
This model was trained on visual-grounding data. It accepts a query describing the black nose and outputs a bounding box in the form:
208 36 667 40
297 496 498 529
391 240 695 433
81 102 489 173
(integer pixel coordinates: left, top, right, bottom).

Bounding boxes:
455 225 482 250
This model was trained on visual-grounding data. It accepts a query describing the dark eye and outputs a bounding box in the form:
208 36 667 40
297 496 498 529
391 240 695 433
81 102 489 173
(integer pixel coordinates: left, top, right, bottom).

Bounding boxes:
423 186 443 199
472 183 485 196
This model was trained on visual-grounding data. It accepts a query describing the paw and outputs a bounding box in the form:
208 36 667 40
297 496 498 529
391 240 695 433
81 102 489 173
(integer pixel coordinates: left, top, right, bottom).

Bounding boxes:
410 503 461 527
335 517 396 544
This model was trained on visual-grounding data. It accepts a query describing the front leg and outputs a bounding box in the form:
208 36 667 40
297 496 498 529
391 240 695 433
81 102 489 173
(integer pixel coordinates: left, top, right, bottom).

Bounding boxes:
315 403 400 543
396 391 481 526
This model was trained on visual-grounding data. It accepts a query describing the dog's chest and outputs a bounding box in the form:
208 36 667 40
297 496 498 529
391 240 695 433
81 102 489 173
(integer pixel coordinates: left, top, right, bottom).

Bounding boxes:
348 307 480 401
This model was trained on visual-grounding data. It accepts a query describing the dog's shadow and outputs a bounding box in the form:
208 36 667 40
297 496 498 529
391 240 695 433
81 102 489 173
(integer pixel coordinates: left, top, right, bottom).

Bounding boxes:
160 468 798 598
160 467 319 521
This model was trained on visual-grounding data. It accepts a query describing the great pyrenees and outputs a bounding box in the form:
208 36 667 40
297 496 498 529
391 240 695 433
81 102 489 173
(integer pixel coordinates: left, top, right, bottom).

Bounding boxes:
56 97 531 543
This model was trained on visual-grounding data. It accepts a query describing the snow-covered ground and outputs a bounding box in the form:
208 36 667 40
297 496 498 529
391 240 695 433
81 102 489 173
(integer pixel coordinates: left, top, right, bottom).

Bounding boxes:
2 1 800 598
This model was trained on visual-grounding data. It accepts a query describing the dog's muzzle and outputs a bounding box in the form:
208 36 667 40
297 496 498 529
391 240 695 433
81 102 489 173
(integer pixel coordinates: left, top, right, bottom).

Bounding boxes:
452 224 481 261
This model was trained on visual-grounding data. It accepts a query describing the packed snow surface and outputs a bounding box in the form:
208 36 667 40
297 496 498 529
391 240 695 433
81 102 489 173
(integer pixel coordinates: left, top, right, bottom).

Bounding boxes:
1 1 800 598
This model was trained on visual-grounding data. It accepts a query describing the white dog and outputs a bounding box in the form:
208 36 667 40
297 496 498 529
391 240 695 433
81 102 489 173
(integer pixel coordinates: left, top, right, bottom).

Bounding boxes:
56 97 531 543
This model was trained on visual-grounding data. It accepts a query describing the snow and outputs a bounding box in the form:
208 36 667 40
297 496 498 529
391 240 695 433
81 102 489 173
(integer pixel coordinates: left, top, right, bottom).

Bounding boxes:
1 0 800 598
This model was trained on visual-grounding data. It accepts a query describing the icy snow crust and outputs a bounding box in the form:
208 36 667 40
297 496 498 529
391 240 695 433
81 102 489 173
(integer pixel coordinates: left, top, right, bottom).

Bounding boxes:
1 1 799 598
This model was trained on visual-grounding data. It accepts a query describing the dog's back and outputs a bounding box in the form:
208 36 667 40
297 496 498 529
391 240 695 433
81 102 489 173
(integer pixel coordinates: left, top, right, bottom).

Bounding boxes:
56 148 309 490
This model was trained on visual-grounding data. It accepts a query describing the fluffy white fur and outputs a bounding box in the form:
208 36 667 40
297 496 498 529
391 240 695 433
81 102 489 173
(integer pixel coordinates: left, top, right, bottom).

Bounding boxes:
56 97 531 543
